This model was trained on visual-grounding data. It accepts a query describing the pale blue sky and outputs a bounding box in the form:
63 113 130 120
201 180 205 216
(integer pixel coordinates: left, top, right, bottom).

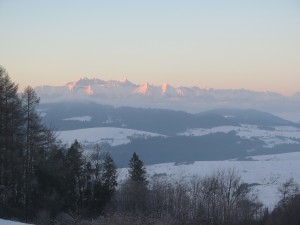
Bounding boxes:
0 0 299 95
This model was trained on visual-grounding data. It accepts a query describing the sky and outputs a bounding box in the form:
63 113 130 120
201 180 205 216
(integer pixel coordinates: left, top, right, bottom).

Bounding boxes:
0 0 299 95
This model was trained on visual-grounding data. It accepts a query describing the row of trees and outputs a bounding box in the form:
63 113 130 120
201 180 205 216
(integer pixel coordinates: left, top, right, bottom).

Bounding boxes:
0 67 124 221
53 175 300 225
0 66 53 220
111 168 265 225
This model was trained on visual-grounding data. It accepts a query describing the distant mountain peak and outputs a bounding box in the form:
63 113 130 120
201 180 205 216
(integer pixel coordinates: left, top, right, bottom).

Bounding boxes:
67 82 76 91
119 78 129 83
134 83 152 95
161 83 169 94
85 85 94 95
118 78 136 87
66 77 138 89
176 88 185 96
67 77 106 87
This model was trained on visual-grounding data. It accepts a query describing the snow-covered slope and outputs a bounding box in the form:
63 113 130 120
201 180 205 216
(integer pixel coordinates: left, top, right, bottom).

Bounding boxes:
0 219 31 225
180 125 300 148
58 127 164 147
63 115 92 122
118 152 300 208
56 123 300 166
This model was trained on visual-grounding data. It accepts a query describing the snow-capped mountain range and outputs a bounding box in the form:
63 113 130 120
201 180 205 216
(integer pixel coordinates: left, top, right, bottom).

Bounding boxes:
35 77 194 99
35 77 300 122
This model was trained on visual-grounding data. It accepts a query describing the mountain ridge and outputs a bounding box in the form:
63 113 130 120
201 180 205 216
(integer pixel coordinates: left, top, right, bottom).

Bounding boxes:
35 77 300 122
36 77 288 98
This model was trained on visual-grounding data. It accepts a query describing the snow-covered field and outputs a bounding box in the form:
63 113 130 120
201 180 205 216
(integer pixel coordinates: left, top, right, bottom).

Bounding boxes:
57 126 300 208
63 115 92 122
119 152 300 209
58 125 300 149
180 125 300 148
0 219 30 225
59 127 163 147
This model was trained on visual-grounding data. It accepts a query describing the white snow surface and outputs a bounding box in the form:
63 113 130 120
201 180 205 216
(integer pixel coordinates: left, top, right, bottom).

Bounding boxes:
180 125 300 148
0 219 31 225
63 116 92 122
59 127 163 147
118 152 300 209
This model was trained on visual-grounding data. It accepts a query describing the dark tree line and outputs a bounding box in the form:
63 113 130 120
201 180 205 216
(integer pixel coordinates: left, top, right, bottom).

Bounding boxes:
0 67 118 222
0 67 50 220
262 178 300 225
110 168 266 225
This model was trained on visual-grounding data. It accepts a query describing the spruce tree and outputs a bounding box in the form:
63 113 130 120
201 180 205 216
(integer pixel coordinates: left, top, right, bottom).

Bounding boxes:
119 152 148 213
90 153 118 213
128 152 147 184
102 154 117 194
65 140 85 210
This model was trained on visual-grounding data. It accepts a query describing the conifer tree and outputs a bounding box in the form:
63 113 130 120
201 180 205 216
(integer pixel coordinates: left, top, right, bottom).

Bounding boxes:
102 154 117 195
128 152 147 184
118 152 148 213
65 140 85 210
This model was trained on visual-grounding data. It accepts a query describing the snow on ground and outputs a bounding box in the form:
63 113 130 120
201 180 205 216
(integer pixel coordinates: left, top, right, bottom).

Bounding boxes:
248 151 300 161
0 219 31 225
63 115 92 122
58 125 300 208
59 127 163 147
118 152 300 209
180 125 300 148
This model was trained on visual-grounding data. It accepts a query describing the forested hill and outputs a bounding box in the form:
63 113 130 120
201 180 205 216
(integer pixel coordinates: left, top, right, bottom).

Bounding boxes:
39 101 298 135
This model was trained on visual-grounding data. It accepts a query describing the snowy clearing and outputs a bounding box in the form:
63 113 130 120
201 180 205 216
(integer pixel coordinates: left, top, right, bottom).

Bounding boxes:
0 219 31 225
180 125 300 148
63 115 92 122
118 152 300 209
59 127 163 147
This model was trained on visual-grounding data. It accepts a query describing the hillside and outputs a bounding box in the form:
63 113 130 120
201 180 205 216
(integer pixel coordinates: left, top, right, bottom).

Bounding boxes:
118 152 300 209
45 102 300 166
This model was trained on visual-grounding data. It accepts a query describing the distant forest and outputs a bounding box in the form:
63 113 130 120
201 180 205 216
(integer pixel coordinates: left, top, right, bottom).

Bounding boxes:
1 66 300 225
109 134 300 167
